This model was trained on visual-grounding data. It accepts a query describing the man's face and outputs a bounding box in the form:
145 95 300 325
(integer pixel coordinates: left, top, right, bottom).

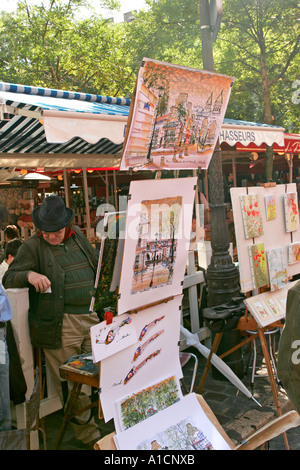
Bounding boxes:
42 228 66 245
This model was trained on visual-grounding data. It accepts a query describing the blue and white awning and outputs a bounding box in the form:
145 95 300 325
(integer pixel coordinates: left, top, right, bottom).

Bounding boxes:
0 81 285 170
0 81 130 148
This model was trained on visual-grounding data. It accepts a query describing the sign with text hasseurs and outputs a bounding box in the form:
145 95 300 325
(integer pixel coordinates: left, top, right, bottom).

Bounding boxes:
120 58 235 171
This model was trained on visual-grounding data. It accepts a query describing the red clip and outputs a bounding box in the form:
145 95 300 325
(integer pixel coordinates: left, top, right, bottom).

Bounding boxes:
104 311 114 325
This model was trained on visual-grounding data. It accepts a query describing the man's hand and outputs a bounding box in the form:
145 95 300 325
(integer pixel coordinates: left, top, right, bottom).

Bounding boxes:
27 271 51 293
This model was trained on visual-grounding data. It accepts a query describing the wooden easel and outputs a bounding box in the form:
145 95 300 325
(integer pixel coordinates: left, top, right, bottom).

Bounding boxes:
196 305 290 449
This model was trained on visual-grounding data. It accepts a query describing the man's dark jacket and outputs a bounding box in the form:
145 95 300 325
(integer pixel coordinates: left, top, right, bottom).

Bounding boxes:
2 226 98 350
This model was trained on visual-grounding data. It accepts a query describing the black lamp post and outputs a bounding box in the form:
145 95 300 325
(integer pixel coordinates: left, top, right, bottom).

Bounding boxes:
199 0 244 378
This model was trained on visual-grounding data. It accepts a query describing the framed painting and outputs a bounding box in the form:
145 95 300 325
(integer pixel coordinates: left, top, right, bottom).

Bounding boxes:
284 192 299 232
117 177 196 315
248 243 269 289
240 194 264 239
120 58 234 171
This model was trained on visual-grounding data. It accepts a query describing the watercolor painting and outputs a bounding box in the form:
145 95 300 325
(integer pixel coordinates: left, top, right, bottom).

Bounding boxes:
114 376 182 433
265 195 277 221
114 393 232 451
240 194 264 239
90 314 138 363
288 242 300 264
266 247 288 291
100 296 183 422
248 243 269 289
120 58 234 171
245 289 288 328
118 178 196 315
284 192 299 232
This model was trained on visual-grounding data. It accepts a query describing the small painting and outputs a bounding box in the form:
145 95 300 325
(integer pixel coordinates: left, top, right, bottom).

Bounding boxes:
240 194 264 239
248 243 269 289
265 195 277 221
266 247 288 291
284 192 299 232
288 242 300 264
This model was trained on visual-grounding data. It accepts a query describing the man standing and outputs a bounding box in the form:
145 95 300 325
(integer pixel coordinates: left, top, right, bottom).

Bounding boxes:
0 284 12 431
3 194 100 448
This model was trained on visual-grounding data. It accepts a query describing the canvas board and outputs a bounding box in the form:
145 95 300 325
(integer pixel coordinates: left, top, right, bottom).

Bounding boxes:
120 58 234 171
99 295 183 422
230 184 300 293
117 177 196 315
113 393 232 450
266 247 288 291
113 375 183 434
284 192 299 232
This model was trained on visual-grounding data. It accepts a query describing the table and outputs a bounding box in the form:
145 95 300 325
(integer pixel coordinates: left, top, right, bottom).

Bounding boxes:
54 361 100 450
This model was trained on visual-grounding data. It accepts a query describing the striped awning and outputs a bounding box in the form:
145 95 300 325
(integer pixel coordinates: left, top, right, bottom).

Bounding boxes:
0 81 130 169
0 81 287 170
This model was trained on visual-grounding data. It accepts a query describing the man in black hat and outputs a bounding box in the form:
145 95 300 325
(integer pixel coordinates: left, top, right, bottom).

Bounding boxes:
2 194 101 448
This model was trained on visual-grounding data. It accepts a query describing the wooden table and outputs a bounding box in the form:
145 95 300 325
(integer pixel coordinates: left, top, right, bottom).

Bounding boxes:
54 362 100 450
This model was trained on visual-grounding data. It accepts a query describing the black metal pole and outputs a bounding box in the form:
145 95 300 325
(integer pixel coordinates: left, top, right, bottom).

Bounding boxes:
199 0 244 378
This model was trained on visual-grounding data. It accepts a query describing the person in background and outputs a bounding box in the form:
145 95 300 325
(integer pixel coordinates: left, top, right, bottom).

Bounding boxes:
0 239 23 283
0 284 13 431
2 195 101 449
4 225 19 243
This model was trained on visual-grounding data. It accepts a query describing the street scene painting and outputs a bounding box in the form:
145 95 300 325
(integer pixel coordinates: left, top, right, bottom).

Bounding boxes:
117 177 196 315
114 376 182 433
120 58 234 170
131 195 182 295
114 393 232 450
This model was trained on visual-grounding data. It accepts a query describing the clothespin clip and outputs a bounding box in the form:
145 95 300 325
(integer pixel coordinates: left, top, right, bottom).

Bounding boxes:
104 310 114 325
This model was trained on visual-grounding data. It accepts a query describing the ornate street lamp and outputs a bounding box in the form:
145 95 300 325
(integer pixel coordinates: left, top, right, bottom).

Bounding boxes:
199 0 243 378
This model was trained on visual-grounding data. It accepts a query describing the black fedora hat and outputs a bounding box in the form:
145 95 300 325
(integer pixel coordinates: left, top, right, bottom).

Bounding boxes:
32 195 74 232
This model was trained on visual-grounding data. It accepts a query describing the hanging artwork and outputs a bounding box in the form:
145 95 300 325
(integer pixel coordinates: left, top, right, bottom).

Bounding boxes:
120 58 235 171
266 247 288 291
248 243 269 289
264 195 277 221
113 375 182 433
113 393 232 450
288 242 300 264
117 177 196 315
284 192 299 232
240 194 264 239
99 295 183 422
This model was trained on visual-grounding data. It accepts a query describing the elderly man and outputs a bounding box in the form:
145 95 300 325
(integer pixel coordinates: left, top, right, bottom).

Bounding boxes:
3 194 100 449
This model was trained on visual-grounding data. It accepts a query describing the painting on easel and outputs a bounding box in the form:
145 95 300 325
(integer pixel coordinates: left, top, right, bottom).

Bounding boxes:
248 242 269 289
266 247 288 291
240 194 264 239
264 195 277 221
288 241 300 264
117 177 196 315
284 192 299 232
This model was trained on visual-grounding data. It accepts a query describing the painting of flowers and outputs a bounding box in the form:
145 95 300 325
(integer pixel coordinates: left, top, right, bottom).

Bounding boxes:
284 192 299 232
265 195 277 221
240 194 264 239
248 243 269 289
288 242 300 264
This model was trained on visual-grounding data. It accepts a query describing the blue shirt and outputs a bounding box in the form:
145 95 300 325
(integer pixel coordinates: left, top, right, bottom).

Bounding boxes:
0 283 12 321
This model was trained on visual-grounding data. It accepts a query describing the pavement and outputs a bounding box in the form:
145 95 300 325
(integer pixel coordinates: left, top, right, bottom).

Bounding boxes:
39 328 300 451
